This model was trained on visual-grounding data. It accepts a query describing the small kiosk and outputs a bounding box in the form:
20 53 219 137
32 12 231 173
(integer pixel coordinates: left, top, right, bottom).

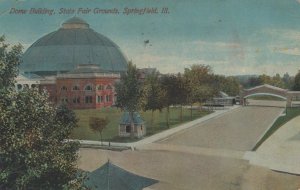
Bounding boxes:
119 112 146 138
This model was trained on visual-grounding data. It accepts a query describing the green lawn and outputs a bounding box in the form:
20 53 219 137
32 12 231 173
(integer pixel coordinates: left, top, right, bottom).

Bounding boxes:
70 107 212 142
252 107 300 150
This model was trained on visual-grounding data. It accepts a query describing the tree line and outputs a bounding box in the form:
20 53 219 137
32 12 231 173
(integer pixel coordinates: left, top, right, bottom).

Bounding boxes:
115 62 240 136
239 72 300 90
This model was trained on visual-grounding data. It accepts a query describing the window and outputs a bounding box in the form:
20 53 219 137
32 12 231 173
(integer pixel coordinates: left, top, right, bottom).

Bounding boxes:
72 97 80 104
106 85 112 90
97 95 103 103
61 86 67 91
72 85 80 91
84 85 93 91
106 95 111 102
17 84 22 90
114 94 117 102
97 85 104 90
85 96 93 104
31 84 37 88
126 125 131 133
61 97 68 103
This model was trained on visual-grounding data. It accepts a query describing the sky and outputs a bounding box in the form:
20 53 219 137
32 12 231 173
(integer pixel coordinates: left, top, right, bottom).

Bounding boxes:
1 0 300 76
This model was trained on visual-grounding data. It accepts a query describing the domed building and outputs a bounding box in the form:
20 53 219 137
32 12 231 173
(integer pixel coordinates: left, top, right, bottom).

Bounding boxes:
17 17 128 109
21 17 128 75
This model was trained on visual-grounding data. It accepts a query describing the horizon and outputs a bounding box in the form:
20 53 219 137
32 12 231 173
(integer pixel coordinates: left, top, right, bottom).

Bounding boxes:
1 0 300 76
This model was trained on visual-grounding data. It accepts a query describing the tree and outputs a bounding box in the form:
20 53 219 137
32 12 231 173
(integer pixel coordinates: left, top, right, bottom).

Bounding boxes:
258 74 272 85
142 71 165 126
89 117 109 145
0 36 20 90
184 64 216 116
248 76 262 87
183 74 195 120
0 36 85 189
115 62 143 137
283 72 293 89
175 73 189 122
213 75 240 96
246 74 285 89
160 74 178 127
293 70 300 91
272 73 285 88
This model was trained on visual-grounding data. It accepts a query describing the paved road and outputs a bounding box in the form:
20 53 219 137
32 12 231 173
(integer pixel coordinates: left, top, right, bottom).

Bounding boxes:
159 106 284 151
247 99 286 107
78 148 300 190
78 103 300 190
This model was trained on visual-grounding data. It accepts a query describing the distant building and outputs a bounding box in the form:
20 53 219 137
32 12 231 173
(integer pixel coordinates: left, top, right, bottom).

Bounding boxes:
205 91 236 107
17 17 128 109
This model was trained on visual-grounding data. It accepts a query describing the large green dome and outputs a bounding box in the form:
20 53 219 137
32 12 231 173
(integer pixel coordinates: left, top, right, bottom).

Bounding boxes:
20 17 128 75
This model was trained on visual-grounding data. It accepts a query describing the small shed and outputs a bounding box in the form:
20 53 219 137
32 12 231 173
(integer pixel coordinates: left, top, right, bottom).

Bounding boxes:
205 91 236 107
119 112 146 138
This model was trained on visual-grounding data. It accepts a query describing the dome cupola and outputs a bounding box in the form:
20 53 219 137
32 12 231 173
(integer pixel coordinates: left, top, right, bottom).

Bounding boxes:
62 17 90 29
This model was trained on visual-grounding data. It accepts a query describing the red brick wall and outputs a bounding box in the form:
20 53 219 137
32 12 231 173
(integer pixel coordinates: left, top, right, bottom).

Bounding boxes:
56 77 118 109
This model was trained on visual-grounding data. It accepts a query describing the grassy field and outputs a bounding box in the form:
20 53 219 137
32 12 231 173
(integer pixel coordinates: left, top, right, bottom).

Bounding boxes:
252 107 300 150
70 107 212 142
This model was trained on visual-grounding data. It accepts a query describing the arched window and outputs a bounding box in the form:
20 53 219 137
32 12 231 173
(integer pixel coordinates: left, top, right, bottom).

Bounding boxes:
61 86 67 91
106 85 112 90
17 84 22 90
97 85 104 91
84 85 93 91
72 85 80 91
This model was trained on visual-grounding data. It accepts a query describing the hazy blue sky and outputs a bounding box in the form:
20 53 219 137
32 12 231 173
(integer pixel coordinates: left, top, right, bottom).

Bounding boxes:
1 0 300 75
